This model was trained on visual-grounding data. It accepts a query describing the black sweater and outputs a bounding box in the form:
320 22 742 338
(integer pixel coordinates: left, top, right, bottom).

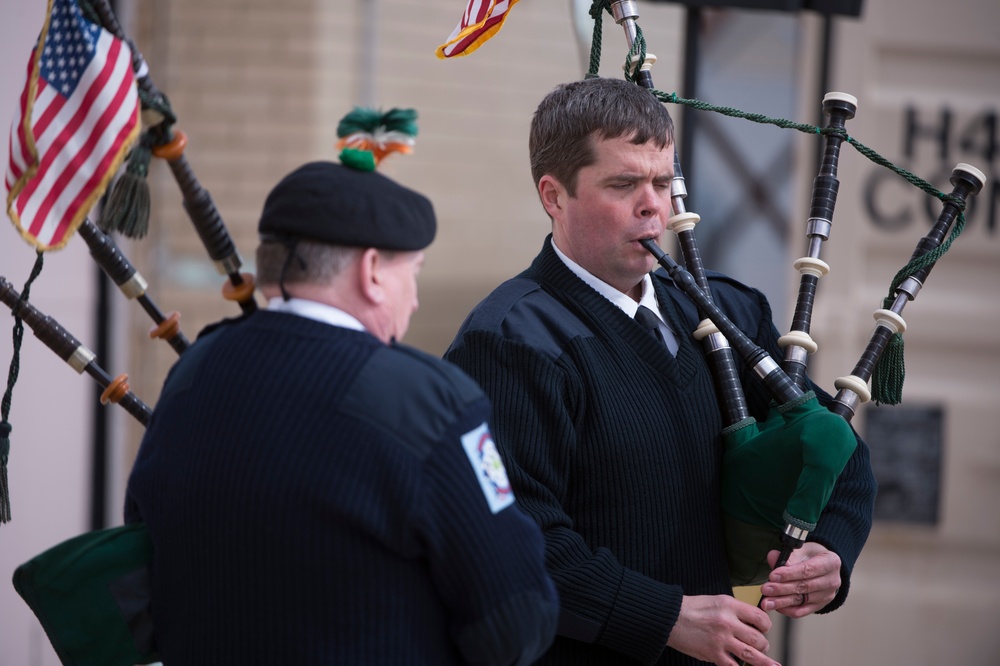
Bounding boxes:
445 238 876 665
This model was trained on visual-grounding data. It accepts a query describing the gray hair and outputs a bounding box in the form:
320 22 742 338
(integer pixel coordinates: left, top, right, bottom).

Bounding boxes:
255 239 359 287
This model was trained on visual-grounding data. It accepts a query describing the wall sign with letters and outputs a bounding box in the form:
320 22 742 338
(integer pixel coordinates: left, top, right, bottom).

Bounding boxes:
862 106 997 236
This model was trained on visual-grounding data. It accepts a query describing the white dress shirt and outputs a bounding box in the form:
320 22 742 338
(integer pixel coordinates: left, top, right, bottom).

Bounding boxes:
551 239 679 355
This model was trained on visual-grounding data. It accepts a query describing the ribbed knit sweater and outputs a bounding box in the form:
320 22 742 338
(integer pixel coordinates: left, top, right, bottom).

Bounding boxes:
125 310 559 665
444 237 876 666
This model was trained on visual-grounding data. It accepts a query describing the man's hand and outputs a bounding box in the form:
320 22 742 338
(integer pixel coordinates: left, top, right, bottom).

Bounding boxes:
666 594 780 666
759 542 841 618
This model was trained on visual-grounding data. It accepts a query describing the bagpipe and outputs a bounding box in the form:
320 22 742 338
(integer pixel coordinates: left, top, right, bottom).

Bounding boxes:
595 0 985 586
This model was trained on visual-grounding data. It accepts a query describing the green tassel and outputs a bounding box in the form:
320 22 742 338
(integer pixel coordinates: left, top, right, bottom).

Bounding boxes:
338 147 376 172
0 422 11 523
871 332 905 405
98 136 152 239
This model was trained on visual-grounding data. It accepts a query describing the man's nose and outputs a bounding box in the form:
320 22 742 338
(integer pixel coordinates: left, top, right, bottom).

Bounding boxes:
636 184 664 218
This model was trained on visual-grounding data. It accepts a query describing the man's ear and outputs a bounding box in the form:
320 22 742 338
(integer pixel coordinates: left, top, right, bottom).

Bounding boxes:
358 247 385 305
538 175 567 220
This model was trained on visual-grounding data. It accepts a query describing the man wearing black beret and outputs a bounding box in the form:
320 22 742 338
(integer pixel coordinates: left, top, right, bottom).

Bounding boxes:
124 160 559 665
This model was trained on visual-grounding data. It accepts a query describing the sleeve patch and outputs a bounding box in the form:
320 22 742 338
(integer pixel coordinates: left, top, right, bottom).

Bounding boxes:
460 423 515 514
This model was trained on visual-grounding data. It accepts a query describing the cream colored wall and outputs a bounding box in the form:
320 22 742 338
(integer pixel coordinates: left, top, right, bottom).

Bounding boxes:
1 0 998 664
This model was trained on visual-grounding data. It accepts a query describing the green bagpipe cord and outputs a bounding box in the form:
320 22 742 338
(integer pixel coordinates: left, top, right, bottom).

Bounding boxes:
721 392 858 586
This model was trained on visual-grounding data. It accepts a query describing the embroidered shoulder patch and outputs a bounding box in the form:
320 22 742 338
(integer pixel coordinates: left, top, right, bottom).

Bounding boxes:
460 422 515 514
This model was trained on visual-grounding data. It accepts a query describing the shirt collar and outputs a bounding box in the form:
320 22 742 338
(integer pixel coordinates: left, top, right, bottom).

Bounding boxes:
550 238 661 323
266 297 366 332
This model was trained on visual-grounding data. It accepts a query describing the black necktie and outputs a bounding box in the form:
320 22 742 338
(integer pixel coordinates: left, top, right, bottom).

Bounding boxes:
634 305 665 345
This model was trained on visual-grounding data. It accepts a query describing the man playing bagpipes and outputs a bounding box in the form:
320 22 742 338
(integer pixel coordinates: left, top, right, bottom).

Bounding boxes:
444 76 877 666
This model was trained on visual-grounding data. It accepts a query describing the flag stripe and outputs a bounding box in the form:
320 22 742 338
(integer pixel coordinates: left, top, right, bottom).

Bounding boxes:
30 80 68 141
466 0 489 26
443 13 507 57
6 62 34 189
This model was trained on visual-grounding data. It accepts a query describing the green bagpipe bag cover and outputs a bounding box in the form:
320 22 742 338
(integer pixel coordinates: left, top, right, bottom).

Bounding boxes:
12 521 159 666
721 392 858 586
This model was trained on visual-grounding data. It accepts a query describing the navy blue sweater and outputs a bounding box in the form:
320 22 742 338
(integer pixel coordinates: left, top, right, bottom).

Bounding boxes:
445 238 876 665
125 310 558 665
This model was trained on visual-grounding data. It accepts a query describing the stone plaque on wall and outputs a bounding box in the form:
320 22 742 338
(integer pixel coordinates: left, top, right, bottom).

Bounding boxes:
864 405 944 525
865 404 944 525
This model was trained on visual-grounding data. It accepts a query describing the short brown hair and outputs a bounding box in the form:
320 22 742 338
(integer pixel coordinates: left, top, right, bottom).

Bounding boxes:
529 77 675 196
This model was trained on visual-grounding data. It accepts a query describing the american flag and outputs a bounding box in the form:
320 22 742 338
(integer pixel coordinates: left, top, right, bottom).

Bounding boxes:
5 0 140 251
436 0 521 59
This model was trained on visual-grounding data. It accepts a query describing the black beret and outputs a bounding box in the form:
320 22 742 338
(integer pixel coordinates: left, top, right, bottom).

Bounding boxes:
258 161 436 251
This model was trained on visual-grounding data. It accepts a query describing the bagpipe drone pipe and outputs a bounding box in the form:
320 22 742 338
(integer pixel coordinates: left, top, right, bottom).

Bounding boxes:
0 276 152 428
593 0 986 586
